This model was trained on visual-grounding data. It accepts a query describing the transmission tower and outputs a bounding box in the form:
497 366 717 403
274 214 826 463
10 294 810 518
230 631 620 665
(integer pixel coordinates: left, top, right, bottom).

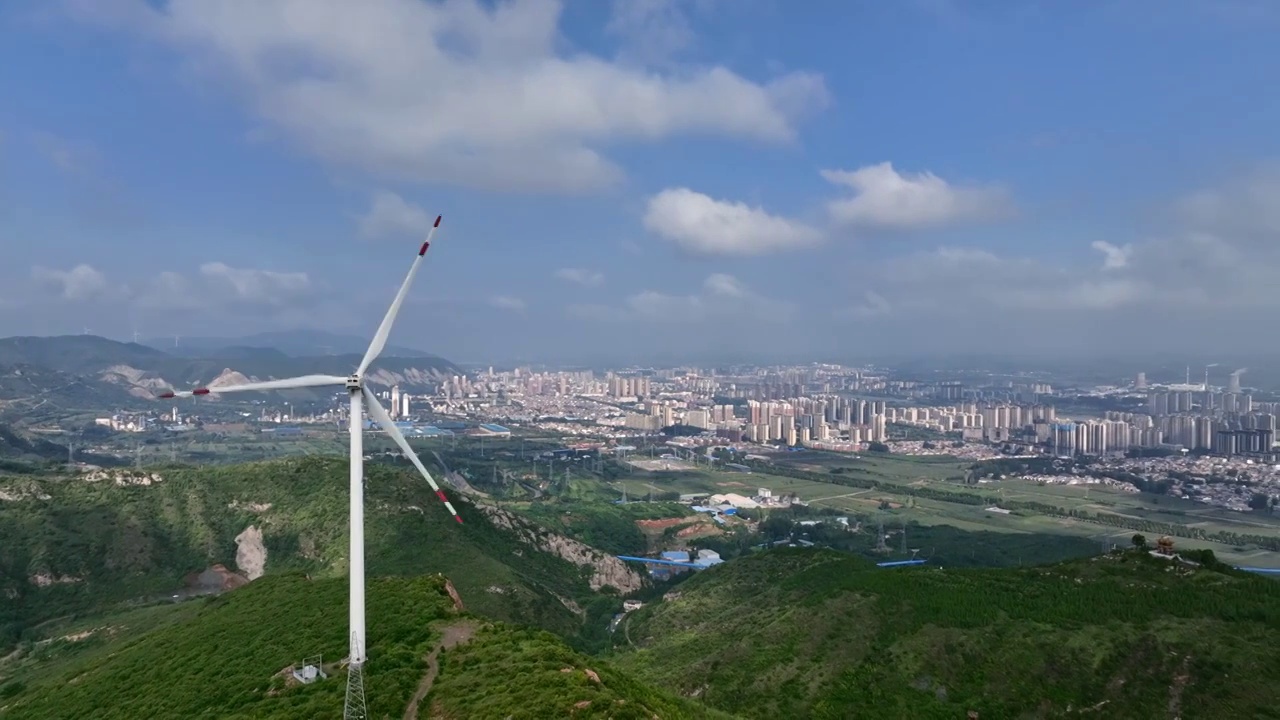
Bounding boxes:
900 520 907 554
343 656 367 720
875 517 888 553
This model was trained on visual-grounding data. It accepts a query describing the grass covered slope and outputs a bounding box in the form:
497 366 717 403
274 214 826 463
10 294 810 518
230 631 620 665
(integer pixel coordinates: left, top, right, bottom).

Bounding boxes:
613 548 1280 719
0 574 703 720
1 574 453 719
427 624 728 719
0 456 612 648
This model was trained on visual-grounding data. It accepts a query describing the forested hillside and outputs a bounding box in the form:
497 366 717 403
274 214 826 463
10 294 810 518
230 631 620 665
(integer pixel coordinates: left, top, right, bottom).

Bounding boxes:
613 548 1280 719
0 456 623 649
0 574 710 719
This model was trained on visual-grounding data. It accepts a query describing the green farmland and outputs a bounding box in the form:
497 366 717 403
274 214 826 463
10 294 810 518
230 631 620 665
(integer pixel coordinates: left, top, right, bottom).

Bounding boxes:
611 449 1280 569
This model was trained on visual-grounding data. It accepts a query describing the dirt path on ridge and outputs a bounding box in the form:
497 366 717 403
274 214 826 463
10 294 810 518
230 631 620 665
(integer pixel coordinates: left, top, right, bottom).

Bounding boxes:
403 622 478 720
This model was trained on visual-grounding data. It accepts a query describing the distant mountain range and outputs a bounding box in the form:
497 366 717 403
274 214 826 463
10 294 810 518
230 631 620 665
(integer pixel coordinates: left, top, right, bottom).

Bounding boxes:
0 333 461 418
138 329 436 360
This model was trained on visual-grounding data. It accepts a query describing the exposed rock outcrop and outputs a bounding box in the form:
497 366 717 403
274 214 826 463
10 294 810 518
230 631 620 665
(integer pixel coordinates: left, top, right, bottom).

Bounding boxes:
478 506 643 593
98 365 170 398
235 525 268 580
363 366 452 388
442 577 465 612
82 469 165 486
29 573 83 587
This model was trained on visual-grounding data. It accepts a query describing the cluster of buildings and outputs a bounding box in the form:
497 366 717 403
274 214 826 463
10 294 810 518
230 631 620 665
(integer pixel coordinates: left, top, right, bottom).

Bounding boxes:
622 549 725 580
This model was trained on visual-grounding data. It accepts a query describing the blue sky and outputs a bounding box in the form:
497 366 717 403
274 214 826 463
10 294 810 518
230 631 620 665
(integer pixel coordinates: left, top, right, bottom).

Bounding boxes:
2 0 1279 364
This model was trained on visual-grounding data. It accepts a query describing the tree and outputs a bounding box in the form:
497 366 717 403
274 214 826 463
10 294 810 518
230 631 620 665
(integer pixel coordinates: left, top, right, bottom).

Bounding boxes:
760 516 794 541
867 441 890 453
1131 533 1147 549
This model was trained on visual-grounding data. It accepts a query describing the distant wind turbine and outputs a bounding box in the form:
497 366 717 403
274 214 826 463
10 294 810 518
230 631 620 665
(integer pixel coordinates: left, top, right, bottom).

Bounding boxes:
156 215 456 719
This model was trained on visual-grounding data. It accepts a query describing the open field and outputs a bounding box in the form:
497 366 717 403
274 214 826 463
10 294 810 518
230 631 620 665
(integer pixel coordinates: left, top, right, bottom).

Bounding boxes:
628 457 697 472
615 449 1280 569
611 469 837 503
89 429 569 468
771 451 964 482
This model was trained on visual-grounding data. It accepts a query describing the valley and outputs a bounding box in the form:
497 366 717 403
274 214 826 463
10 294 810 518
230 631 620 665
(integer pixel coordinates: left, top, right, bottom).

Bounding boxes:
3 335 1280 718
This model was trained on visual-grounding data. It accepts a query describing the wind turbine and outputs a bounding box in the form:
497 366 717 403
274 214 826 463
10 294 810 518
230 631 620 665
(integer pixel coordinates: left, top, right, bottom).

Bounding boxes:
155 215 458 719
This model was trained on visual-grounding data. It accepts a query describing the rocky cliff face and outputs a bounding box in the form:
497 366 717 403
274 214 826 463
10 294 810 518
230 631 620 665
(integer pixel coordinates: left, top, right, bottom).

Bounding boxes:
479 506 643 594
363 366 453 388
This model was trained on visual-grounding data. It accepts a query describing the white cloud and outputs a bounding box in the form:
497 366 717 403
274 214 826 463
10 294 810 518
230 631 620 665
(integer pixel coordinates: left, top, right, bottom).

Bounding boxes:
31 263 114 301
836 290 891 319
570 273 788 323
702 272 745 298
821 162 1013 230
28 260 316 317
489 295 526 313
72 0 829 193
359 190 435 239
833 166 1280 326
643 187 823 255
197 262 312 307
1176 167 1280 237
554 267 605 287
1091 240 1131 270
841 245 1150 317
605 0 726 67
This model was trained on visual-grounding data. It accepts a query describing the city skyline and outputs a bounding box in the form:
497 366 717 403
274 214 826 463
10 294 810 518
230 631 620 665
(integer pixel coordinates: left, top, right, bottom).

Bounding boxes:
2 1 1280 361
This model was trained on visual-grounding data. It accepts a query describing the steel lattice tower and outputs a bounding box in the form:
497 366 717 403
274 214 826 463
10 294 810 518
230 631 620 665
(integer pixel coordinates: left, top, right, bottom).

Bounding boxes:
344 659 367 720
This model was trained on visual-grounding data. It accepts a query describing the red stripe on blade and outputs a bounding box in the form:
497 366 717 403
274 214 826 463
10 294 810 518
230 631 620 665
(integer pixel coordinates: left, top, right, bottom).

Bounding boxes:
158 392 175 399
192 388 211 396
418 241 430 256
454 515 463 523
435 490 448 502
433 215 442 228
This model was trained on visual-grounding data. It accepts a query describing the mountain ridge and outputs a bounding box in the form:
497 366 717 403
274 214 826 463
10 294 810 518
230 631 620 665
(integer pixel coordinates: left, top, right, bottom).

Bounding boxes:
0 574 717 719
612 547 1280 719
0 456 630 650
139 329 437 360
0 335 461 413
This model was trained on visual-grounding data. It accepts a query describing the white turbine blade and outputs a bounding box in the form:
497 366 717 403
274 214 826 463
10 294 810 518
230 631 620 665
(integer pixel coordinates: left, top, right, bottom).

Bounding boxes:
361 385 462 523
155 374 346 399
356 216 441 376
356 215 442 377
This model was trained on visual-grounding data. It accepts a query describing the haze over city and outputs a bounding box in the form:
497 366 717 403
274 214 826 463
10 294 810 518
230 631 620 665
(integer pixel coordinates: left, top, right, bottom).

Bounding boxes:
8 3 1280 719
2 0 1279 362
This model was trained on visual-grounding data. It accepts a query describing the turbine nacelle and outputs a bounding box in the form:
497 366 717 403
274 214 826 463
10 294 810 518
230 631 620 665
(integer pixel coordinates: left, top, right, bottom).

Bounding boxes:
346 374 362 390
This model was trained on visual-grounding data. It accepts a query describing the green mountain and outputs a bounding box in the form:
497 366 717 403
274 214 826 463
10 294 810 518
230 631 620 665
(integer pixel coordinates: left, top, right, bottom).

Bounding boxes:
0 457 641 651
0 336 168 375
612 548 1280 719
0 574 712 719
0 363 151 422
141 329 438 360
0 335 461 408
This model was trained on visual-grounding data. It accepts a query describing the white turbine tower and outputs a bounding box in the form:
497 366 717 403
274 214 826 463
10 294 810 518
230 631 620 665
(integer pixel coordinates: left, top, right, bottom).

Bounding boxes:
156 215 459 719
